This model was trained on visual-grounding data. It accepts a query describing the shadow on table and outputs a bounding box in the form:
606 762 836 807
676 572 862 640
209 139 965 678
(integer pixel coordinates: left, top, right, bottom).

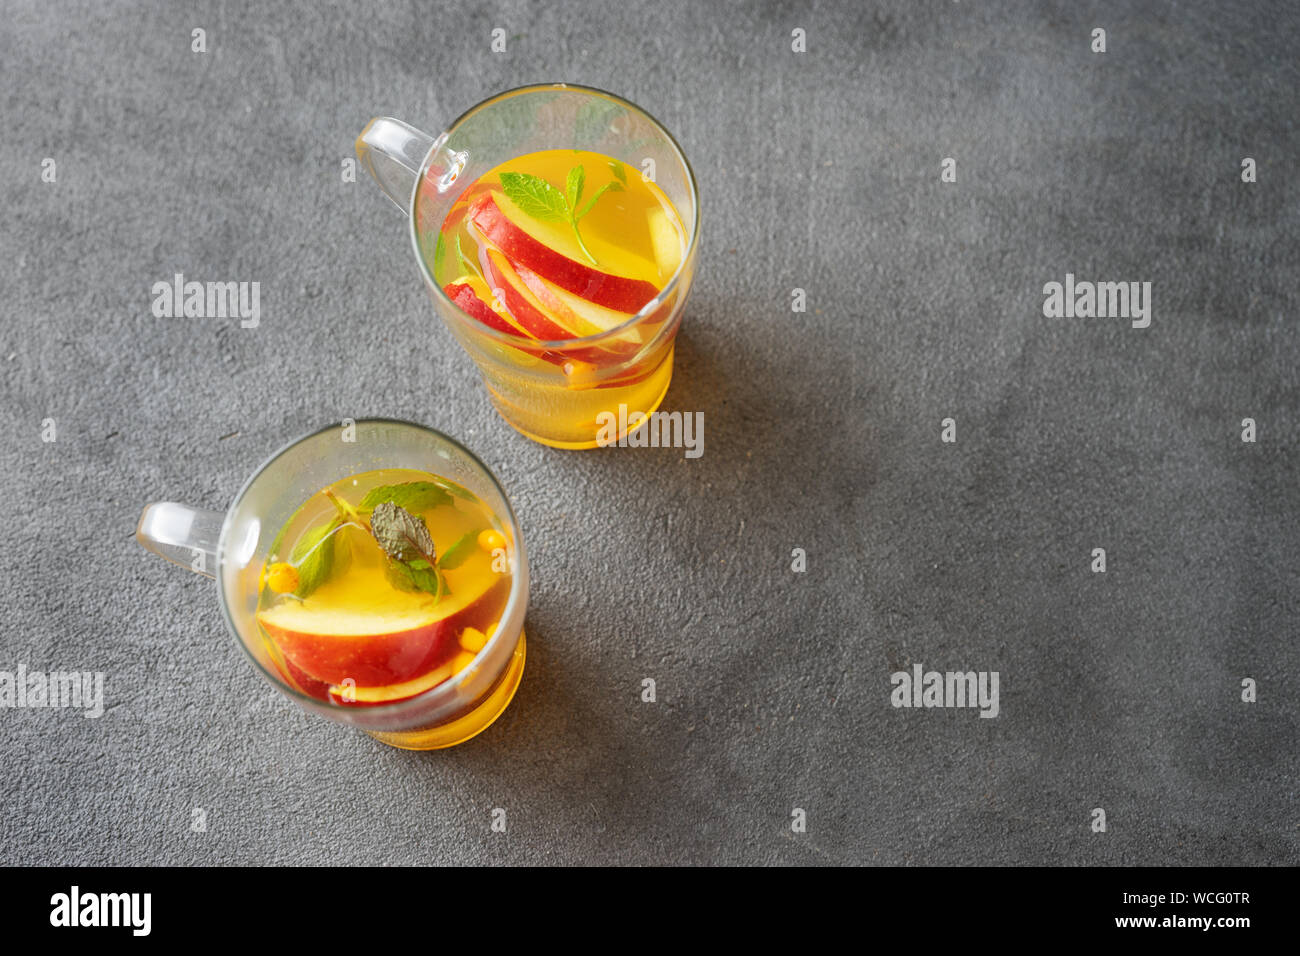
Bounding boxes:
401 620 715 855
395 305 876 853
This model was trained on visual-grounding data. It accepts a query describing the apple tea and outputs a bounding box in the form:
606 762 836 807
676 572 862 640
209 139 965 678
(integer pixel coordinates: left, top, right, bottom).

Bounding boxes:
431 148 687 446
256 469 513 707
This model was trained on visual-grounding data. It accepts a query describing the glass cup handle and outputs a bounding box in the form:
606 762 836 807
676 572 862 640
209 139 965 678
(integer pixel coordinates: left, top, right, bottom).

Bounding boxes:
355 117 437 215
136 502 223 579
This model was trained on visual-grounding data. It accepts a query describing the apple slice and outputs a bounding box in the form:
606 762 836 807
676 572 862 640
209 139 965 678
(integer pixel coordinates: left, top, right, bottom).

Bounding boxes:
647 206 684 281
422 176 494 234
481 248 633 368
257 572 510 688
443 277 574 368
470 194 660 312
327 658 454 707
446 255 634 378
513 262 641 351
481 248 574 341
279 652 333 702
444 279 524 338
327 649 479 707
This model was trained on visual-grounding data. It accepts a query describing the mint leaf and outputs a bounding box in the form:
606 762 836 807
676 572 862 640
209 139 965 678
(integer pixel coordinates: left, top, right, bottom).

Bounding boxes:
429 475 477 501
499 171 569 223
433 230 449 277
359 481 452 514
575 180 623 220
608 159 627 184
499 166 619 265
291 519 340 598
439 531 478 570
370 502 437 565
386 557 443 598
566 165 585 214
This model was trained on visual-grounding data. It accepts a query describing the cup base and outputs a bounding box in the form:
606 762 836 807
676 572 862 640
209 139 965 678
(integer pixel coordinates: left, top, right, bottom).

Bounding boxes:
364 630 526 750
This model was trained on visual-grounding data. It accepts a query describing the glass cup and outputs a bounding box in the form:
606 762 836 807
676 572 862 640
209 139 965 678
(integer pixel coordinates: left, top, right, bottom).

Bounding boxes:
135 419 528 750
356 83 701 449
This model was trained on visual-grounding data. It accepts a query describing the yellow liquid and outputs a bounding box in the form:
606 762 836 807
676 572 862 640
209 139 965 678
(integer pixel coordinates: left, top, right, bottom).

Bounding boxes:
256 468 513 707
433 149 686 448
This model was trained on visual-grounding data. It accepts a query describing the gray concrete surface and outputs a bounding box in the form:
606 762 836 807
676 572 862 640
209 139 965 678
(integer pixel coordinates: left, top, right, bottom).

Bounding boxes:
1 0 1296 865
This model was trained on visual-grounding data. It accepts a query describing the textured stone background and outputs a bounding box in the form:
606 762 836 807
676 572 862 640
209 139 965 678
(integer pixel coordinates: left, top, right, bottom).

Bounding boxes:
0 0 1296 865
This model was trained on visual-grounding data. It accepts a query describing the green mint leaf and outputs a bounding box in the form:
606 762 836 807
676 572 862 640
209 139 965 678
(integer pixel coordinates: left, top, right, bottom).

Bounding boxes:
386 560 416 591
608 159 627 184
370 502 437 564
359 481 452 514
425 474 478 502
455 232 480 279
575 180 623 220
499 171 569 223
291 518 340 598
386 558 444 598
439 531 478 570
566 165 585 215
433 230 449 277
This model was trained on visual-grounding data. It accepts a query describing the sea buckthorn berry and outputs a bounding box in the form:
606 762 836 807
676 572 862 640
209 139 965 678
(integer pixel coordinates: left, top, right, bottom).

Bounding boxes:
451 651 477 675
460 627 487 653
478 529 506 553
266 562 300 594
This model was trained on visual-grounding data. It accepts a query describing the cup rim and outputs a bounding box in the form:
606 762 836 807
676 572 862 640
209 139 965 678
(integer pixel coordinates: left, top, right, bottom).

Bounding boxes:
216 418 528 719
408 82 700 350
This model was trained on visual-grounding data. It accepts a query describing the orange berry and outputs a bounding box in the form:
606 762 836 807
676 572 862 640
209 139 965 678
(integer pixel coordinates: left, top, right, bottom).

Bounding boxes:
477 529 506 552
460 627 487 653
450 650 477 675
266 562 299 594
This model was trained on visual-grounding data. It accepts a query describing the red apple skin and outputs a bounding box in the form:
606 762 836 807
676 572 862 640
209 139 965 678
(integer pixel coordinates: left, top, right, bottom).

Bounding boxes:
481 249 576 341
445 281 526 338
470 195 660 312
260 576 510 688
327 676 438 708
481 251 635 368
512 263 639 359
328 688 385 708
263 617 452 688
443 282 572 368
279 654 333 702
327 684 409 708
422 178 491 232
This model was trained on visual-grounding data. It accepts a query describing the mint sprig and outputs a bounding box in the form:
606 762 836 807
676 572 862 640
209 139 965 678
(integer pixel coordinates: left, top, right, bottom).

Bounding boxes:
565 165 584 214
498 166 623 265
369 501 444 599
370 501 437 564
359 481 452 514
273 482 473 604
575 180 621 220
438 531 479 570
387 559 445 598
289 519 340 598
499 171 570 223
